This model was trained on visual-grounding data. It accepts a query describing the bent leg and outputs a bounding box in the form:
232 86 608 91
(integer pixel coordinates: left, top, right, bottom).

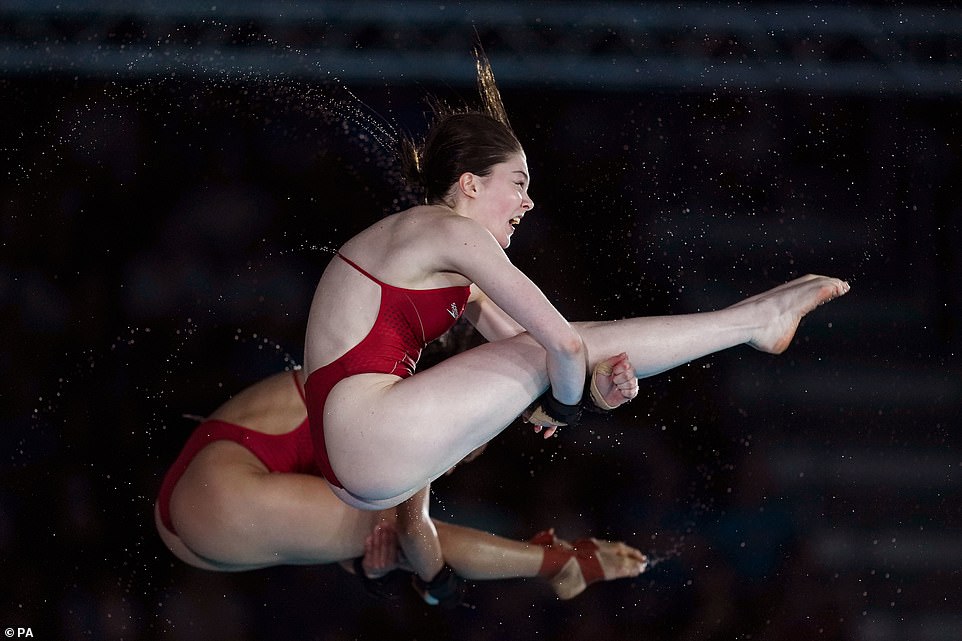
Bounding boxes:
324 333 551 504
323 275 848 503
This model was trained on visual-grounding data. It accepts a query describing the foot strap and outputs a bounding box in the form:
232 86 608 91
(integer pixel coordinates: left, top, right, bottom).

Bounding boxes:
531 531 604 586
571 538 604 585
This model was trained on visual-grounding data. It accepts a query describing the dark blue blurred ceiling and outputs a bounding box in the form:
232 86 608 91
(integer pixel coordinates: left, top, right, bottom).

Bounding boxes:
1 0 961 94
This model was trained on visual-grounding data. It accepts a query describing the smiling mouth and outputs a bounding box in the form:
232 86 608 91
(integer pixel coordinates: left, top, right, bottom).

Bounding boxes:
509 216 522 226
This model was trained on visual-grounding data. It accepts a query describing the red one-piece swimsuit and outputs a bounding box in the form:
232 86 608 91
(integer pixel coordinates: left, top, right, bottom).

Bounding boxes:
304 253 471 488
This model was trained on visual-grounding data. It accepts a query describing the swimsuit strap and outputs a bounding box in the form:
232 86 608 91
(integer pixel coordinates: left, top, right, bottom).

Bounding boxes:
337 251 470 295
337 252 382 285
291 369 307 405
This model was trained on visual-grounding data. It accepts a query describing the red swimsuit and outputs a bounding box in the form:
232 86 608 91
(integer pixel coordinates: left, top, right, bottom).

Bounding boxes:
157 371 317 535
305 253 471 488
157 254 470 534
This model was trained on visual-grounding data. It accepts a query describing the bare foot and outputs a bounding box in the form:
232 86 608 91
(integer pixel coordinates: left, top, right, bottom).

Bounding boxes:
547 538 647 600
735 274 850 354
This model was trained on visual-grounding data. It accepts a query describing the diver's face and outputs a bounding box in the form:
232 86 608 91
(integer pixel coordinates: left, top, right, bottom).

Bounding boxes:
475 151 534 248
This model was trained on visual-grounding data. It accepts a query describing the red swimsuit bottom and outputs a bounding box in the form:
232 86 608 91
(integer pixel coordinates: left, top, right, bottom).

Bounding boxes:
157 371 319 535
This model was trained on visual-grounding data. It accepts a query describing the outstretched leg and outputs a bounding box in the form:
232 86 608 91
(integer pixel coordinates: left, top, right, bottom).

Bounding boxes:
323 275 849 505
346 521 647 601
577 274 849 376
435 522 646 599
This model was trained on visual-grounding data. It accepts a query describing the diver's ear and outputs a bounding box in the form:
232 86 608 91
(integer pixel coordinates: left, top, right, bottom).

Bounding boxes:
457 172 480 198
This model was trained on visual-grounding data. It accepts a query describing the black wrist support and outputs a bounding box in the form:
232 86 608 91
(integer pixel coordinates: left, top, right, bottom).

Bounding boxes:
541 392 583 426
352 557 404 601
414 564 463 609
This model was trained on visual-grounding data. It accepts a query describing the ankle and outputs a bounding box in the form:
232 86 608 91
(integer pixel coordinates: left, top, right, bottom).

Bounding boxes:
537 544 574 579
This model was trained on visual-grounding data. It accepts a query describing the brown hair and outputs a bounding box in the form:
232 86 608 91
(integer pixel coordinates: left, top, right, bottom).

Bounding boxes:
400 46 521 205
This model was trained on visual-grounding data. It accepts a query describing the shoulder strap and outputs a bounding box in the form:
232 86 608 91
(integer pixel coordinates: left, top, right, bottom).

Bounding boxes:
337 253 381 285
291 369 307 404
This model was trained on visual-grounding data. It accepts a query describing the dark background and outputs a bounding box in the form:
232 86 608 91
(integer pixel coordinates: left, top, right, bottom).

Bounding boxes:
1 2 960 640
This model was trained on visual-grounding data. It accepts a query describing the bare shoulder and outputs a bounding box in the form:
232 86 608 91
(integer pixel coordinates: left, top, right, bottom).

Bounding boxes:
409 208 501 255
392 206 499 265
399 205 478 236
345 205 475 249
207 371 305 433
